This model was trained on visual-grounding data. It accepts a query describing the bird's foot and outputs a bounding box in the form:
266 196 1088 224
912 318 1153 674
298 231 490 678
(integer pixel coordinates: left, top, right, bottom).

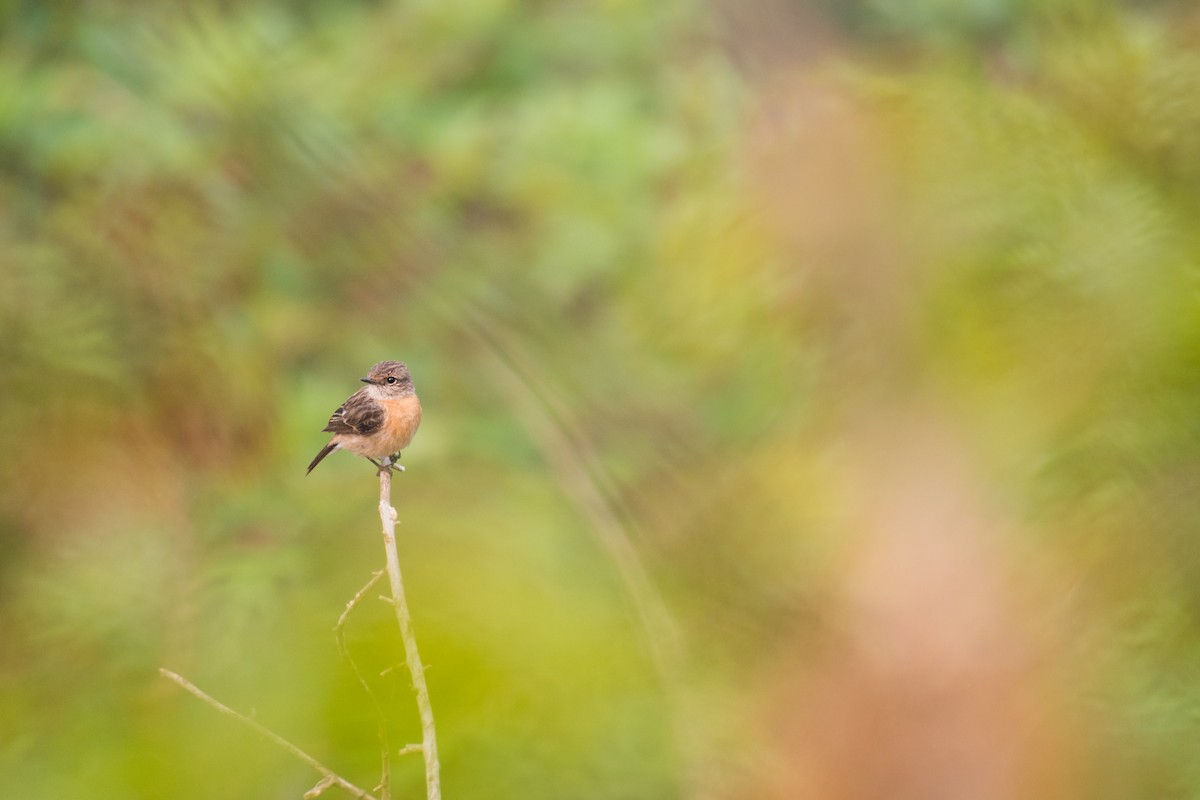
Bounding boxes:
372 455 405 474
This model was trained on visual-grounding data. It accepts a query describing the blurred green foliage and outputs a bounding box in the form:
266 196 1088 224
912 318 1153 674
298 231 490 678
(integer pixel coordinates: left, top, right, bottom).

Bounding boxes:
5 0 1200 798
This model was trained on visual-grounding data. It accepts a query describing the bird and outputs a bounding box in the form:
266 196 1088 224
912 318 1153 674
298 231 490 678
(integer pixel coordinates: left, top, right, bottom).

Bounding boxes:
307 360 422 475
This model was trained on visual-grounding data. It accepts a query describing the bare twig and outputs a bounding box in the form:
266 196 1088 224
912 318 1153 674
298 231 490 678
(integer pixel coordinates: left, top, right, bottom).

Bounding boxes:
158 668 380 800
377 460 441 800
336 570 385 632
334 570 390 800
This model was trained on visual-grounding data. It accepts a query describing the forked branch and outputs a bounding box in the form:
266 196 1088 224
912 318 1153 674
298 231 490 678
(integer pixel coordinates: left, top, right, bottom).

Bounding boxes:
159 462 442 800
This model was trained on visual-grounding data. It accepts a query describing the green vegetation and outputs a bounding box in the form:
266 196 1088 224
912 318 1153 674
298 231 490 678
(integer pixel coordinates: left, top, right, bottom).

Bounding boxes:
4 1 1200 797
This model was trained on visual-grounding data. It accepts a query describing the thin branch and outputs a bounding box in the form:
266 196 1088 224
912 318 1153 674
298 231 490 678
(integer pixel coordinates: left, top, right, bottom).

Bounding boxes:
336 570 385 632
377 461 442 800
334 570 390 800
158 668 381 800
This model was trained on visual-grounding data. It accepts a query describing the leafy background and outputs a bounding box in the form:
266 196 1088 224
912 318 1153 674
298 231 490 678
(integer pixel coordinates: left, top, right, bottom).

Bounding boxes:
3 0 1200 797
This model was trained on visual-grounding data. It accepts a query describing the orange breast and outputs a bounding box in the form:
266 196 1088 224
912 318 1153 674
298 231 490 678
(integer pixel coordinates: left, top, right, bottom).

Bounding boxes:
373 394 422 456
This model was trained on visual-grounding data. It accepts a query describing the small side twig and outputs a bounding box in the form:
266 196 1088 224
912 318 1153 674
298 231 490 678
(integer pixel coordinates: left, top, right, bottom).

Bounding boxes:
377 459 441 800
159 668 380 800
305 775 337 799
336 570 385 633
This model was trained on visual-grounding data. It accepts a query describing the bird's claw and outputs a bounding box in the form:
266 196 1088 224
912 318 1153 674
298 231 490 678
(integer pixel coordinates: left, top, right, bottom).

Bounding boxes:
370 455 405 474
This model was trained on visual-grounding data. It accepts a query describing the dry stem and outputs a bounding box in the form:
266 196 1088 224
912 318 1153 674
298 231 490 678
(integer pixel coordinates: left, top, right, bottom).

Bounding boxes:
158 668 380 800
377 459 441 800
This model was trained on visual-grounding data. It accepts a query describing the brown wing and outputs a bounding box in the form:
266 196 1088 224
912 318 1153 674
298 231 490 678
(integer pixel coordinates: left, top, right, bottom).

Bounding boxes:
322 388 384 436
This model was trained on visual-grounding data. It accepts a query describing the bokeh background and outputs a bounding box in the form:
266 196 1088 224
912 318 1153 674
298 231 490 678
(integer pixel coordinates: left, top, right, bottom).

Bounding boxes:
4 0 1200 797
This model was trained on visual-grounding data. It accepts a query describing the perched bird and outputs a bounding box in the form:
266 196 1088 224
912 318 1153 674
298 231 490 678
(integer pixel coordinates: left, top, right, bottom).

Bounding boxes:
307 360 422 474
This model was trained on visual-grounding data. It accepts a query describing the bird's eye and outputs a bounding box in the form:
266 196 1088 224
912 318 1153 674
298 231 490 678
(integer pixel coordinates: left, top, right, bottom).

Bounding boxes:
386 376 397 384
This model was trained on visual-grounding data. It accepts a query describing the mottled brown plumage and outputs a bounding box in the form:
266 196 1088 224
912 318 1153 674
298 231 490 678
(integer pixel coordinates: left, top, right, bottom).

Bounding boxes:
323 389 386 438
307 360 422 474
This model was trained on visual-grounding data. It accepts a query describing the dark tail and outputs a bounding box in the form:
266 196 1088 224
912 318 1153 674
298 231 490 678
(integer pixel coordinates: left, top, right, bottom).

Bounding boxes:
306 441 339 474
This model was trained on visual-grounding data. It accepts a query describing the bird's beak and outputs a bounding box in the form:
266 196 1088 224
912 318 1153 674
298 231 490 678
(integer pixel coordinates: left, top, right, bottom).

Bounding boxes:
360 378 372 384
